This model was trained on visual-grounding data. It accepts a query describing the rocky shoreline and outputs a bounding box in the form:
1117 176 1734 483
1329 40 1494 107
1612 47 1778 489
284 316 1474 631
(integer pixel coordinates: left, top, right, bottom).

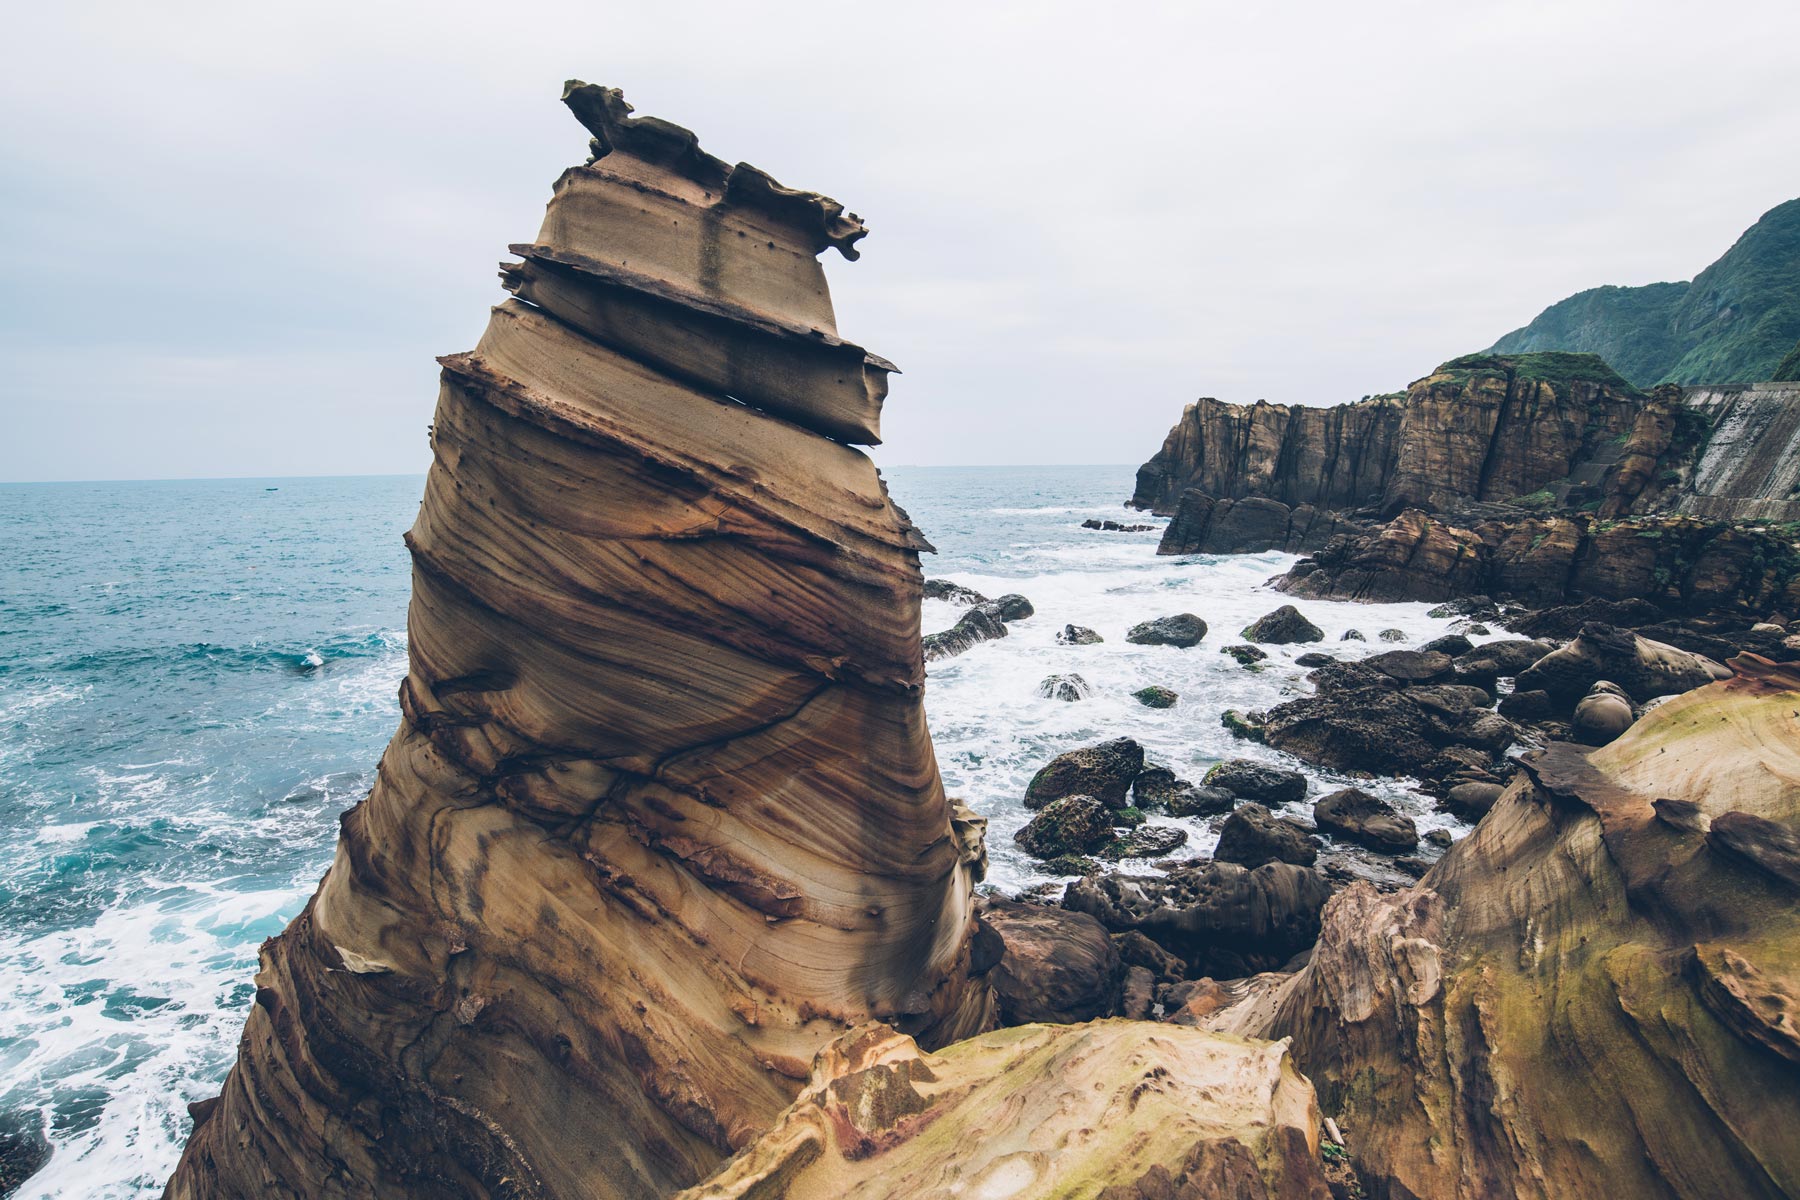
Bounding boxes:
163 83 1800 1200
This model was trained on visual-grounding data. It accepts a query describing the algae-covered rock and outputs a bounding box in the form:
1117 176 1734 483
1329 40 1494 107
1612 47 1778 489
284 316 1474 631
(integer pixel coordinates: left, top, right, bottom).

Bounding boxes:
1025 738 1146 809
1133 684 1179 708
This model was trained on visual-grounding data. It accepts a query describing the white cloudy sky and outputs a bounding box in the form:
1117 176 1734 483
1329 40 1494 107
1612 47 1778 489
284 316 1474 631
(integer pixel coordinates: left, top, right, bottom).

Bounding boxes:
3 0 1797 480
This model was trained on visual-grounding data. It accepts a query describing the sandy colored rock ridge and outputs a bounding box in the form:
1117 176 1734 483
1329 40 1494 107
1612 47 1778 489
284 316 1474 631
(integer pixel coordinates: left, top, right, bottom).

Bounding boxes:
1203 655 1800 1199
163 82 996 1199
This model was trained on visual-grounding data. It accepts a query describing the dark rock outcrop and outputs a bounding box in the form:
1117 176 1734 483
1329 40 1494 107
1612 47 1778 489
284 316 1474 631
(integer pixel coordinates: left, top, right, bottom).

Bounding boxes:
1056 623 1103 645
1132 354 1643 518
977 898 1122 1025
1064 862 1334 977
1015 795 1115 858
1035 673 1091 701
1126 613 1208 647
1157 490 1363 556
1025 738 1145 809
1132 685 1178 708
1313 787 1419 854
1515 623 1728 704
1214 803 1319 868
1203 759 1307 805
1241 605 1325 644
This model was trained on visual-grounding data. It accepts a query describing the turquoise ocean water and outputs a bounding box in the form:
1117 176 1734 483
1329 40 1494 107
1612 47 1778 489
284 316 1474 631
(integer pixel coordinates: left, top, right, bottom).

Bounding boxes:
0 467 1471 1196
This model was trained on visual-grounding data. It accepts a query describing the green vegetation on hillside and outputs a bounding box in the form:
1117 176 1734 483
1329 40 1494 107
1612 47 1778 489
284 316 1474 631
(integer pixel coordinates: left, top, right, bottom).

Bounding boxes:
1774 338 1800 382
1430 351 1643 395
1488 198 1800 387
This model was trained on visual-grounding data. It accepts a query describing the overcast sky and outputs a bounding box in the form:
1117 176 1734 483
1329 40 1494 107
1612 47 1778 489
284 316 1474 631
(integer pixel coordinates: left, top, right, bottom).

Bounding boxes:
3 0 1797 481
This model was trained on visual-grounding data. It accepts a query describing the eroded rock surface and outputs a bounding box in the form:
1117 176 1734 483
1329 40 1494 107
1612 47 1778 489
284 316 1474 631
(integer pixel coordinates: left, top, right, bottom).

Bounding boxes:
673 1022 1332 1200
1202 656 1800 1199
166 84 991 1200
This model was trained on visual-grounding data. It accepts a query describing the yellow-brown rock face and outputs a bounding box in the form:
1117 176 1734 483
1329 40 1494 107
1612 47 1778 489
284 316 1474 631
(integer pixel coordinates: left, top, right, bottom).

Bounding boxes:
675 1021 1333 1200
1206 656 1800 1199
165 83 990 1200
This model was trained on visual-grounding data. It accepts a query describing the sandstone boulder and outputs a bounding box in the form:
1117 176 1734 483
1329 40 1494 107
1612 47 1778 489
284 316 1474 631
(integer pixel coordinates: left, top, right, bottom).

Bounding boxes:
977 898 1122 1024
1313 787 1420 854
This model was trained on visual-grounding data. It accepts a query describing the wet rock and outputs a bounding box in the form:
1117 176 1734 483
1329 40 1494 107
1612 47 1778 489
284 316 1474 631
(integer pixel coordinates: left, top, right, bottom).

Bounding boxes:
1063 861 1334 976
1450 654 1500 694
989 593 1035 622
1262 688 1438 777
1421 633 1474 657
1015 796 1115 858
1498 689 1555 721
1025 738 1145 809
976 897 1122 1024
0 1110 49 1198
1104 825 1191 859
1393 856 1432 878
1314 787 1420 854
1130 766 1182 810
1126 613 1208 648
1341 629 1366 642
1428 596 1500 619
1204 759 1307 805
922 604 1008 662
1056 623 1104 645
1037 854 1099 877
1223 643 1269 668
1516 623 1728 705
923 579 990 606
1241 604 1325 644
1708 811 1800 890
1036 673 1091 702
1423 828 1455 848
1083 518 1154 532
1378 629 1409 642
1572 683 1635 745
1441 781 1504 821
1362 649 1454 684
1221 709 1267 742
1132 685 1178 708
1166 785 1238 818
1215 803 1319 867
1477 638 1559 676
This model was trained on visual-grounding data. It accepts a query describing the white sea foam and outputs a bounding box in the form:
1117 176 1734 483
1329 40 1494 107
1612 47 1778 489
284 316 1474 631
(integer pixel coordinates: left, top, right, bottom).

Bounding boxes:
924 544 1491 892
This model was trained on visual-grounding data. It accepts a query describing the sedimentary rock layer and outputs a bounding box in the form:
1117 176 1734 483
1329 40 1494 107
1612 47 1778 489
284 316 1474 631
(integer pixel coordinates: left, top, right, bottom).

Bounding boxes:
673 1021 1333 1199
1205 657 1800 1199
1678 382 1800 522
1131 354 1643 517
165 83 990 1200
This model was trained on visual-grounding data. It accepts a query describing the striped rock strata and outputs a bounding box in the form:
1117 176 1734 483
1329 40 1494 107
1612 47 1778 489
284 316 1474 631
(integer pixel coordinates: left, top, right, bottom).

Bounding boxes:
1204 656 1800 1199
165 83 992 1200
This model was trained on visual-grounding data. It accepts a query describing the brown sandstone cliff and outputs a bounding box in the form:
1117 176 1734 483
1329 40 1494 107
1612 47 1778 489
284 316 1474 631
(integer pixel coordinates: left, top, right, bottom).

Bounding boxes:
1204 657 1800 1199
1134 354 1645 521
164 83 992 1200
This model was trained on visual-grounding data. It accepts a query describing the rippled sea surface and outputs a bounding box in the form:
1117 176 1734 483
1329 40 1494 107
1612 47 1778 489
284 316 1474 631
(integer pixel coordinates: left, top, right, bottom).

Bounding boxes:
0 467 1477 1196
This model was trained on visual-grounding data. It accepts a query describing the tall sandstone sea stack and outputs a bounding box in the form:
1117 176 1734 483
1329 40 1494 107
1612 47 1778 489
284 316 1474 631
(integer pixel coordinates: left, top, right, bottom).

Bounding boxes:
165 84 993 1199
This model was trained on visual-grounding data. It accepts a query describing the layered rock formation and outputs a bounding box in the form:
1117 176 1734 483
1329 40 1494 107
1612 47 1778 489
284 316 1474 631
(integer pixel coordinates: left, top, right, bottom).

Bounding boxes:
1134 353 1644 522
166 83 992 1200
1204 657 1800 1199
674 1021 1333 1200
1677 382 1800 522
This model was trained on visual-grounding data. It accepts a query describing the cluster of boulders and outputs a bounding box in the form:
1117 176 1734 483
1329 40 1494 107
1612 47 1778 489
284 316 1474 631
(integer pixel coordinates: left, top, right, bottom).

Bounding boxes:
921 582 1035 661
1080 518 1154 532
